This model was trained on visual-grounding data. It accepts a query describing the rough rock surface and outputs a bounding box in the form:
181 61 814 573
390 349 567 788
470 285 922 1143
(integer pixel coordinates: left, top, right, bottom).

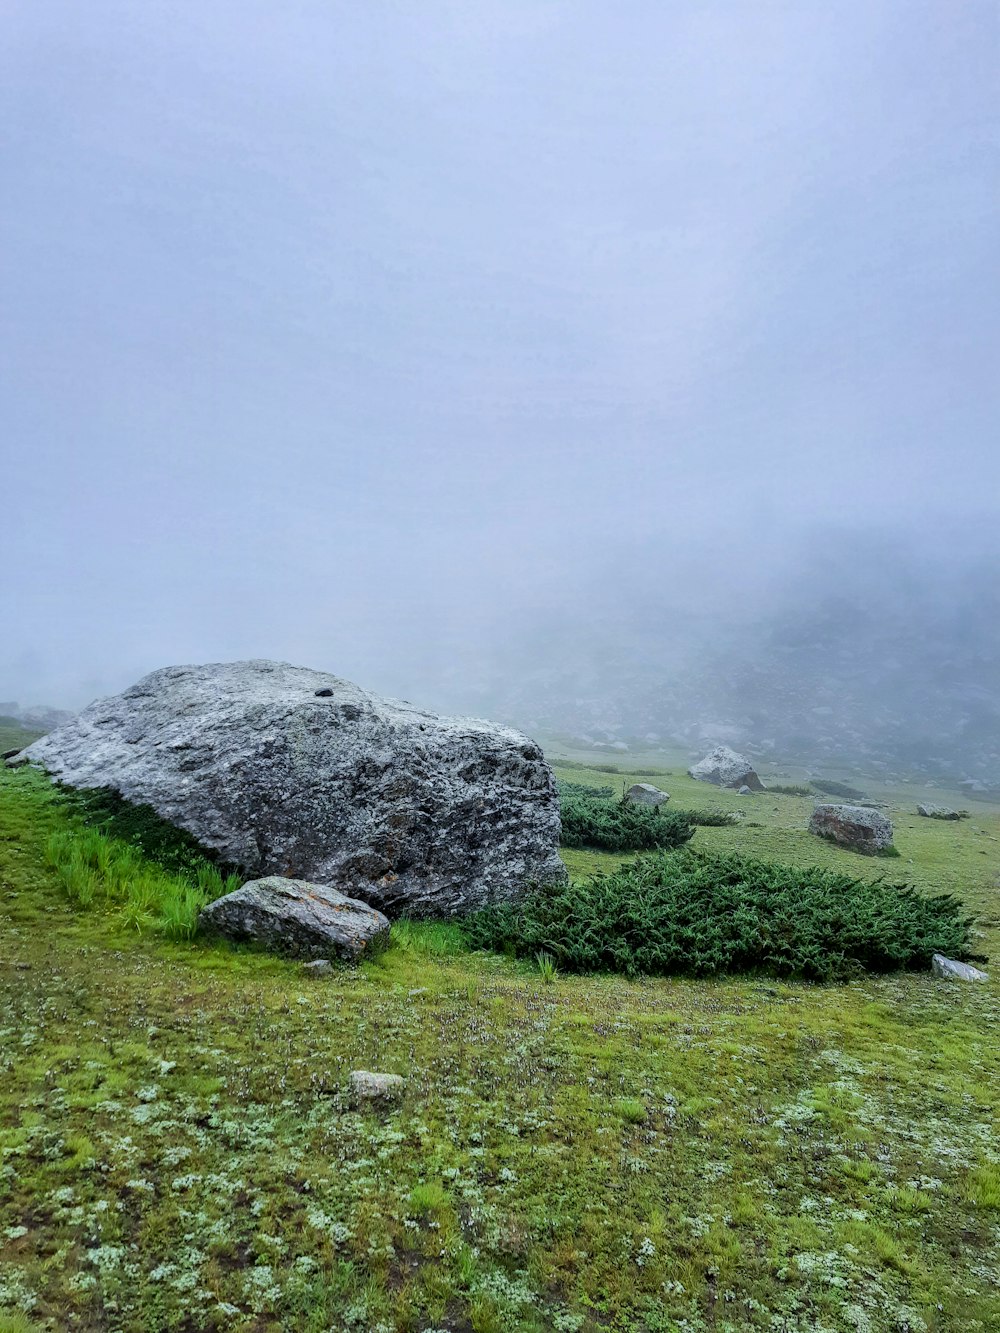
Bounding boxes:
13 660 566 916
808 804 894 855
350 1071 406 1100
687 745 764 791
931 953 989 982
198 876 390 960
917 804 961 820
625 783 669 806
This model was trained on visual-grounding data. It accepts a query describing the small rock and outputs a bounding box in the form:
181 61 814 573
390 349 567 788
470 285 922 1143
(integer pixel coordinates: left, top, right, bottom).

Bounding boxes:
738 785 753 795
350 1070 406 1100
931 954 989 982
198 876 390 960
808 804 894 855
625 783 670 806
917 804 961 820
302 958 333 974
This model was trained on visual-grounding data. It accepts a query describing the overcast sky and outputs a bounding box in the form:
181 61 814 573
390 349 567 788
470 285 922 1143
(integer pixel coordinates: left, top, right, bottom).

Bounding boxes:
3 1 998 708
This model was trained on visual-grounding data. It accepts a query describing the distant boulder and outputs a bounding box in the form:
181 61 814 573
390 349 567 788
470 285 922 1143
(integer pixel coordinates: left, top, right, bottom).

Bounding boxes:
625 783 669 806
917 804 962 821
199 875 390 960
688 746 764 791
808 804 894 855
11 660 566 916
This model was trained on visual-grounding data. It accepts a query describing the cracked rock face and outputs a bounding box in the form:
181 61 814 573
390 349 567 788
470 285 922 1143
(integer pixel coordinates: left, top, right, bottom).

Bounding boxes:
808 803 894 855
14 660 566 916
199 876 390 959
687 745 764 791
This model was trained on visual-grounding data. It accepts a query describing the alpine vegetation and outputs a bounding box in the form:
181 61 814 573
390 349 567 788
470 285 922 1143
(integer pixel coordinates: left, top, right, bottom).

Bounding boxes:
462 848 978 981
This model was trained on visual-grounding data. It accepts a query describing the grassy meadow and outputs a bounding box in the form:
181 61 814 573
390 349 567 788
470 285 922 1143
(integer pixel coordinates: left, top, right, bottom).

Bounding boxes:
1 736 998 1332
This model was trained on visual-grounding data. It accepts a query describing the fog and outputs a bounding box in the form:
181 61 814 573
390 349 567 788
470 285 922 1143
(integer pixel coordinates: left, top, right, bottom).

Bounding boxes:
3 3 998 777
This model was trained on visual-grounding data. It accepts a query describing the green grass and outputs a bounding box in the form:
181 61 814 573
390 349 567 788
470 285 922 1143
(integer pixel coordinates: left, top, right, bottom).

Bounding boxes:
0 720 42 755
1 759 999 1330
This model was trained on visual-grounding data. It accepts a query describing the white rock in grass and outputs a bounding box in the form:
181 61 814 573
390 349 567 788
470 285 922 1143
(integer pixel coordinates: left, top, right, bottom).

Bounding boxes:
931 954 989 982
350 1070 406 1100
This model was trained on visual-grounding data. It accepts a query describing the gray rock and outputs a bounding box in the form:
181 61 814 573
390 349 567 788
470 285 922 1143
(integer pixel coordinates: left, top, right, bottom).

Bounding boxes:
302 958 334 974
199 876 390 960
688 745 764 791
917 804 961 820
737 785 753 795
808 804 895 855
625 783 669 806
350 1070 406 1100
931 953 989 982
13 660 566 916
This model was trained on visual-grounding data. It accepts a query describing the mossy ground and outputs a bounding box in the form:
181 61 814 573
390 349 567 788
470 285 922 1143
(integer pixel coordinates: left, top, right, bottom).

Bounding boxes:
1 751 999 1332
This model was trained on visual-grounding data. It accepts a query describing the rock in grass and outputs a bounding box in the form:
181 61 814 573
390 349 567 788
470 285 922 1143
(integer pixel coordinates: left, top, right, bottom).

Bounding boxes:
931 953 989 982
350 1070 405 1101
198 876 390 960
808 804 895 855
688 746 764 791
302 958 333 974
917 804 962 820
13 659 565 916
625 783 670 806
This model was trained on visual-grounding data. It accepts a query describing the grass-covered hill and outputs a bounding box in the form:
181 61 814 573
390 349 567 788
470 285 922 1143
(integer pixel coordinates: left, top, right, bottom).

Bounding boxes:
0 757 998 1331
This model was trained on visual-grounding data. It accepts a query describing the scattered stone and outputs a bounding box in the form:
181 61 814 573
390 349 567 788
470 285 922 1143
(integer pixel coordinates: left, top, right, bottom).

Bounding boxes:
688 745 764 791
738 785 753 796
808 804 894 855
917 804 962 820
198 876 390 960
625 783 670 806
14 660 566 916
931 953 989 982
302 958 333 974
350 1070 406 1101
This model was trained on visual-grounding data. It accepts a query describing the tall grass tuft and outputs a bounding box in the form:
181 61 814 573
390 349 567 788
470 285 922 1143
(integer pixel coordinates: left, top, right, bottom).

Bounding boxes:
43 824 231 941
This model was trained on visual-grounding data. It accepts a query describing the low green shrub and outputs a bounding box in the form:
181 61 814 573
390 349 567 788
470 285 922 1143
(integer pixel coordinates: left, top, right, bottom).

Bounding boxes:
683 808 739 827
558 787 695 852
811 778 868 800
462 848 980 981
769 784 814 797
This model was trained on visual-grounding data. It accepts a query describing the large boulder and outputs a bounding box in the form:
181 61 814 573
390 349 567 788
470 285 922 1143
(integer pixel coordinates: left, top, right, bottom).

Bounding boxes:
808 804 894 855
199 876 390 959
11 660 566 916
687 745 764 791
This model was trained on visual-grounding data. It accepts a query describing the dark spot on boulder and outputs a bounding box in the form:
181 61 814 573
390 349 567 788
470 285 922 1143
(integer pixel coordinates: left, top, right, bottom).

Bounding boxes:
314 688 334 698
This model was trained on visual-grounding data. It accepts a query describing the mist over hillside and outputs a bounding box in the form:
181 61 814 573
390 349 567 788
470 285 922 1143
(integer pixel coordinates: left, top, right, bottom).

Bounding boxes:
425 532 1000 784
